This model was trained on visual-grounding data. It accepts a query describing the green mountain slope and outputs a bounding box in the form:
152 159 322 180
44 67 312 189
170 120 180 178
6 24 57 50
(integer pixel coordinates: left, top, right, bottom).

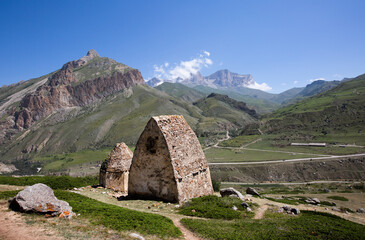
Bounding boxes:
263 73 365 142
155 82 205 102
282 80 341 105
193 93 258 135
193 85 279 114
0 84 260 173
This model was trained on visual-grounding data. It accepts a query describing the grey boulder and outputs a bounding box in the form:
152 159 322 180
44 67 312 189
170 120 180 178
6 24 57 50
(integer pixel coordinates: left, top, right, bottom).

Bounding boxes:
220 188 245 201
246 187 260 197
10 183 74 218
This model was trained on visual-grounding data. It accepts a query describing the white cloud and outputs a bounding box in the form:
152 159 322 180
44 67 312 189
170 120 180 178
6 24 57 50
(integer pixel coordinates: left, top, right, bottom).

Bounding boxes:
203 51 210 56
153 64 166 79
293 80 298 85
153 51 213 80
309 77 325 83
247 82 272 91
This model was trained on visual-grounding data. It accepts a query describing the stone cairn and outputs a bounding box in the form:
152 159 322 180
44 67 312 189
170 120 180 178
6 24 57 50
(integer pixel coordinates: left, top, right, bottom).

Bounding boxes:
128 115 214 203
99 142 133 192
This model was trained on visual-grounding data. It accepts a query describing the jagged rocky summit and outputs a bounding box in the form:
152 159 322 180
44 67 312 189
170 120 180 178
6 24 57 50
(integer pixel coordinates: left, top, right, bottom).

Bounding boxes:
0 49 145 143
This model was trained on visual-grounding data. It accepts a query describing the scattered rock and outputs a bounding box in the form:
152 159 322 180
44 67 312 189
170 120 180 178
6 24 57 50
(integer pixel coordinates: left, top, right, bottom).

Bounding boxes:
129 233 145 240
232 206 238 211
246 187 260 197
220 188 245 201
323 188 330 193
356 208 365 213
282 205 291 211
241 202 249 209
291 208 300 215
191 209 196 213
246 207 252 212
305 197 321 205
9 183 75 218
332 207 340 212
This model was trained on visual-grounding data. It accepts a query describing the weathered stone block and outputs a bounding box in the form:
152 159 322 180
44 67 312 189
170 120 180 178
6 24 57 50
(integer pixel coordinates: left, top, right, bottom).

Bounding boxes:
128 115 214 203
100 142 132 192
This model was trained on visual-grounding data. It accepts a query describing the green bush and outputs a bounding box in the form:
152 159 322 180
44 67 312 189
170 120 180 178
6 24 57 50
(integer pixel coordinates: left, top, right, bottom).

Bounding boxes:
0 176 98 189
179 195 254 219
0 190 20 199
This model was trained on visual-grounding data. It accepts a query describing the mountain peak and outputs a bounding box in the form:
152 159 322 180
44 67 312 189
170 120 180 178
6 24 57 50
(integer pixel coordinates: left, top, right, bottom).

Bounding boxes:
86 49 99 58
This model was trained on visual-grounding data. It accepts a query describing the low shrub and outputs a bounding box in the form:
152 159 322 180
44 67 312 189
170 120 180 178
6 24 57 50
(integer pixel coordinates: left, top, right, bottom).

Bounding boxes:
0 176 98 189
179 195 254 219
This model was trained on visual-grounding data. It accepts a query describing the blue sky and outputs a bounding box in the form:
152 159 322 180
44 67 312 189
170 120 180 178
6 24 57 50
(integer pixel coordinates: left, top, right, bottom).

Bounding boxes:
0 0 364 93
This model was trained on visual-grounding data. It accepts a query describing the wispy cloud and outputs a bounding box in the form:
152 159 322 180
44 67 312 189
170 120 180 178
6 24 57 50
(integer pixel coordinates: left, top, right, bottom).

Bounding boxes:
309 77 325 83
247 82 272 91
293 80 298 85
153 51 213 80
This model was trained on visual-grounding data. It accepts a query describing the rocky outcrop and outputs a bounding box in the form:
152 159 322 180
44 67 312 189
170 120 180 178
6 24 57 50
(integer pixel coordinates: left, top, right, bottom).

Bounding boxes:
100 142 133 192
9 183 74 218
129 115 214 203
220 187 245 201
0 50 145 134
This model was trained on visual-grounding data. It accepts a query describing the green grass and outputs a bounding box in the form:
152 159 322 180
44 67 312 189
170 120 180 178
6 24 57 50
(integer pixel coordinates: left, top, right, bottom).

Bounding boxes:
0 190 181 238
219 135 260 147
265 196 306 205
247 137 365 155
33 148 112 171
327 196 349 201
178 195 255 220
0 190 20 199
55 191 181 238
181 210 365 240
205 147 316 163
0 175 98 189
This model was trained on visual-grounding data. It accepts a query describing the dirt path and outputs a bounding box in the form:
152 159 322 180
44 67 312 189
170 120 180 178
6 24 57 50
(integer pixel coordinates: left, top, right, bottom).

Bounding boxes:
204 131 230 151
172 217 201 240
0 202 63 240
253 204 269 219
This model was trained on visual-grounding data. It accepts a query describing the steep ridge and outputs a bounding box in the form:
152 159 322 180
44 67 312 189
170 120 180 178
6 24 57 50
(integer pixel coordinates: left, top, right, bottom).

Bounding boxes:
0 50 144 142
263 73 365 138
193 93 258 133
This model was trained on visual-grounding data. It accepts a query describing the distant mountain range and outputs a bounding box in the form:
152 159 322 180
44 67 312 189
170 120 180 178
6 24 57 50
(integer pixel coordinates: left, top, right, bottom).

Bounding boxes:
146 69 254 89
154 72 345 114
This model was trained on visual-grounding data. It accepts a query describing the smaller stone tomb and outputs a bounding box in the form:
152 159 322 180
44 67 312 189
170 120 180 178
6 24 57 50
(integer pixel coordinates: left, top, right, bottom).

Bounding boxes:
99 142 133 192
128 115 214 203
